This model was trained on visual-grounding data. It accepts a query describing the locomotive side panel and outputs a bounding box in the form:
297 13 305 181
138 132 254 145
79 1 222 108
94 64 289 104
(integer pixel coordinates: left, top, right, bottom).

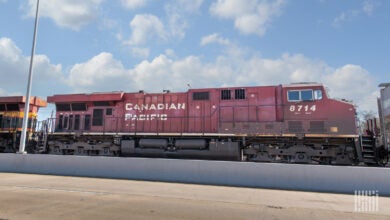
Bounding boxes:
122 92 188 133
188 88 218 133
218 86 280 135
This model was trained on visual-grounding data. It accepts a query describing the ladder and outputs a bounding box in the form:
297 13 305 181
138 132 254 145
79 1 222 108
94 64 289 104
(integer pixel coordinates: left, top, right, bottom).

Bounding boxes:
360 135 377 165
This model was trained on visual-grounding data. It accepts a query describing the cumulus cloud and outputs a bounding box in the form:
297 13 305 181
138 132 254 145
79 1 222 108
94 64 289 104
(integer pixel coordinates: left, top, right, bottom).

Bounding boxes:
323 64 378 113
210 0 286 36
126 14 167 45
63 48 378 114
333 0 379 27
164 0 203 39
123 1 203 57
0 37 63 96
120 0 148 10
23 0 104 31
66 52 130 92
200 33 231 46
0 37 373 113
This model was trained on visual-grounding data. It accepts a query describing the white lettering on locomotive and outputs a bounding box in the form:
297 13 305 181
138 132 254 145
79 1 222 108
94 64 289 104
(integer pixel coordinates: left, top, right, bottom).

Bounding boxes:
125 102 185 121
289 105 317 114
125 113 168 121
125 103 186 111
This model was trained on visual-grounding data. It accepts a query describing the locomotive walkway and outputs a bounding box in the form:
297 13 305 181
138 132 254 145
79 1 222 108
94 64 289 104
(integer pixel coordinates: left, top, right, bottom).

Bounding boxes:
1 172 389 220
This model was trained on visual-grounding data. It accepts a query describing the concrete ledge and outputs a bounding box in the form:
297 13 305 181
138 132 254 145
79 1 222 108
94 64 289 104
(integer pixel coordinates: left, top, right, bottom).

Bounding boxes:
0 153 389 196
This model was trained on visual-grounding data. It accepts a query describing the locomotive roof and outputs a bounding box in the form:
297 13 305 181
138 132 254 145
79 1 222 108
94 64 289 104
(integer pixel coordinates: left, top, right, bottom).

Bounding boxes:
47 92 124 103
0 96 47 107
282 82 323 88
47 83 326 103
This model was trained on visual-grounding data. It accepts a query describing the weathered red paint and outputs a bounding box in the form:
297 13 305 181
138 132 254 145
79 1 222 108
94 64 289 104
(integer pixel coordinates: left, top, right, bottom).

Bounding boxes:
47 83 357 136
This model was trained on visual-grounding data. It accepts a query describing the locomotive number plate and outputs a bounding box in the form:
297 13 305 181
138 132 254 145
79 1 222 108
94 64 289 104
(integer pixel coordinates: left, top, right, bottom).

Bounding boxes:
289 105 316 114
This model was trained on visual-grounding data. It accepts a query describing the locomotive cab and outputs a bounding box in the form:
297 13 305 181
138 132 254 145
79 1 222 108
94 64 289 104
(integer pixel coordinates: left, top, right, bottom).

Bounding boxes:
282 83 358 136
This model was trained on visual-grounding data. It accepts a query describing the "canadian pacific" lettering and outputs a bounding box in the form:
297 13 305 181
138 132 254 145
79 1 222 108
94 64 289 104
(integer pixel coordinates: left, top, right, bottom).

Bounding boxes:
125 102 186 121
125 103 186 111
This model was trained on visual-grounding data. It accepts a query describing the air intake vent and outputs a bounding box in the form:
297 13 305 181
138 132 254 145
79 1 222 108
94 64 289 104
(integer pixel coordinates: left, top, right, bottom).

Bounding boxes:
310 121 325 132
288 121 303 132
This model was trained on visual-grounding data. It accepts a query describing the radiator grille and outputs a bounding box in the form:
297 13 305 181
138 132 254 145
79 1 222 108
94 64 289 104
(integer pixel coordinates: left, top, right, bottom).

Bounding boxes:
310 121 325 132
288 121 303 132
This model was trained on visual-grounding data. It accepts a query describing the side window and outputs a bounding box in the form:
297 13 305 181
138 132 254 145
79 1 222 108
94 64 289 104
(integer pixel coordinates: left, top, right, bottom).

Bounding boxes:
56 103 71 111
288 90 316 102
92 109 104 126
235 89 246 99
193 92 209 100
74 115 80 130
106 108 113 115
288 91 300 101
6 104 19 111
84 115 91 130
301 90 313 101
314 90 322 100
71 103 87 111
221 90 231 100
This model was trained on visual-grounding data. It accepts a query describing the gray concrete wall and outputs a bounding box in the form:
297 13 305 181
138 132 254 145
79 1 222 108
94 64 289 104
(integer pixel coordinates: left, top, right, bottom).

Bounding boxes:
1 153 389 196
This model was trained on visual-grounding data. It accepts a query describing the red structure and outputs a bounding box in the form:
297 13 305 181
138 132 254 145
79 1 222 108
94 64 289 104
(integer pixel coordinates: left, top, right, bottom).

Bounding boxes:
48 83 356 135
46 83 358 164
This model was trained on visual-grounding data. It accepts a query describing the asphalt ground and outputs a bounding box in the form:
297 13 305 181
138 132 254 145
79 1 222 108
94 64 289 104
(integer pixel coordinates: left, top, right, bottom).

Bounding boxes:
0 172 389 220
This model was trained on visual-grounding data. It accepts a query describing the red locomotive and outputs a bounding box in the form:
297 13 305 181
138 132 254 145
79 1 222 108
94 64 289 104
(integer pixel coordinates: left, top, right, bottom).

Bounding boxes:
45 83 362 164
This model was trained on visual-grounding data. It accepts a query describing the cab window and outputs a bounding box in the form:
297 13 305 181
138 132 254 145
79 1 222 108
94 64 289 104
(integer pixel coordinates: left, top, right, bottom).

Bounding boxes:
301 90 313 101
288 89 321 102
287 91 300 101
314 90 322 100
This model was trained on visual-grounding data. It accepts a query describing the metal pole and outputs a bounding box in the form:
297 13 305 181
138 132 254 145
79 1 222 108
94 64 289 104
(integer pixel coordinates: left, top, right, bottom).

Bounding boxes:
19 0 40 154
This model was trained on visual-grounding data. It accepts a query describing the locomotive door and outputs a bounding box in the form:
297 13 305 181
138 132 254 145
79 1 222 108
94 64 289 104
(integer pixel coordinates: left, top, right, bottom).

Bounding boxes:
189 101 212 133
188 91 212 133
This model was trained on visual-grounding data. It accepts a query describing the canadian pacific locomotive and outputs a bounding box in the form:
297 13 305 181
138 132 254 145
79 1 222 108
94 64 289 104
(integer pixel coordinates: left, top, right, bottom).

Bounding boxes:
0 83 389 165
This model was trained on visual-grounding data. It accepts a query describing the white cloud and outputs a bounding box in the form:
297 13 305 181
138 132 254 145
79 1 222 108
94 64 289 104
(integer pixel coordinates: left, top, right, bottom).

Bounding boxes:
127 14 167 45
0 37 63 96
164 0 204 40
362 0 376 15
200 33 230 46
23 0 104 31
131 47 150 58
174 0 204 13
121 0 148 10
66 52 130 92
333 0 378 27
122 1 204 56
63 49 379 114
323 64 378 113
210 0 285 36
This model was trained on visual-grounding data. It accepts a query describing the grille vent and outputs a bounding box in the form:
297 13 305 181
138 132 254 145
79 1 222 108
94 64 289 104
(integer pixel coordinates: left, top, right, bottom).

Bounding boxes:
288 121 303 132
310 121 325 132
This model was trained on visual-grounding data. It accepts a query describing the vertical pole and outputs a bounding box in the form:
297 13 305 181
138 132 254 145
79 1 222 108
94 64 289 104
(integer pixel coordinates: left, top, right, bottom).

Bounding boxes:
19 0 40 154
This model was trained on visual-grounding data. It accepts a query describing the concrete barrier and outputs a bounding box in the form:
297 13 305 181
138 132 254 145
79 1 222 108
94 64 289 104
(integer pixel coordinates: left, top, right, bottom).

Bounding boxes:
0 153 389 195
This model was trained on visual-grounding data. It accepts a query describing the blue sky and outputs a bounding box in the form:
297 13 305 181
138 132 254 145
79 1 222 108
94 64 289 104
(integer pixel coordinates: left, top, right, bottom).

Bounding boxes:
0 0 389 118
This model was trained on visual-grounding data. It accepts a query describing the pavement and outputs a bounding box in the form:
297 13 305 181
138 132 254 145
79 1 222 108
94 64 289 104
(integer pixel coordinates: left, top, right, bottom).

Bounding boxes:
0 172 389 220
